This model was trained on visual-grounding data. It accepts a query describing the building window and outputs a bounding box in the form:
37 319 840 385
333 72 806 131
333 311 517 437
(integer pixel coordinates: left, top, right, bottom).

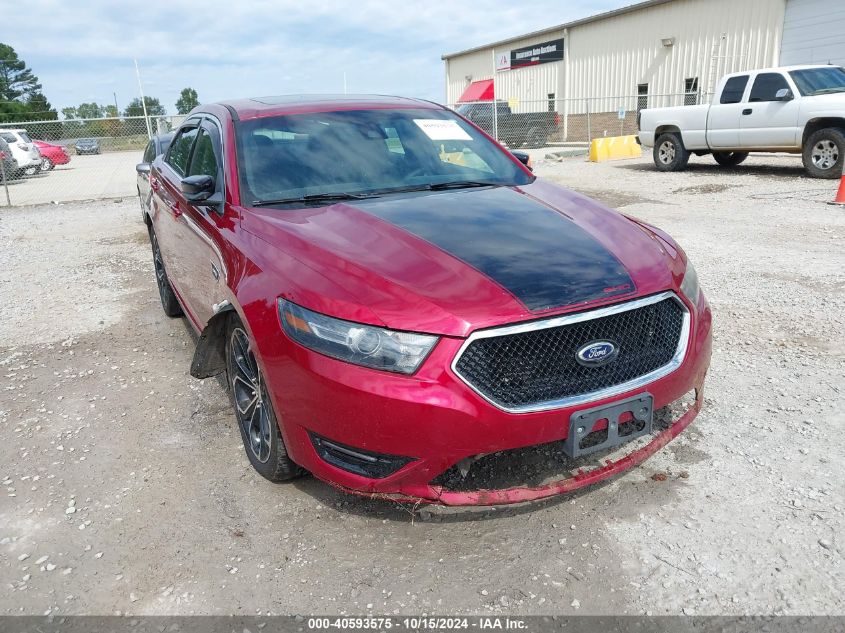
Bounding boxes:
684 77 699 105
637 84 649 111
547 93 555 112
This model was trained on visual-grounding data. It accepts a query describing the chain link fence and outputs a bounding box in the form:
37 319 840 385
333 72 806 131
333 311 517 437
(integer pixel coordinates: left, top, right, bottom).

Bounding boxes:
0 115 184 207
0 93 700 207
448 92 698 149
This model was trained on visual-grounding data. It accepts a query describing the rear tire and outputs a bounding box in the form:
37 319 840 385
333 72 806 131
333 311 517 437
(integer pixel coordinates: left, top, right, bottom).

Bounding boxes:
802 128 845 179
40 157 55 171
653 132 690 172
149 227 183 317
713 151 749 167
225 316 302 482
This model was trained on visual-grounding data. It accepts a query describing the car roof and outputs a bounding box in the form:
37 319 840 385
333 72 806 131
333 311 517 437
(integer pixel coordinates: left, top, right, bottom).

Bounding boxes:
211 94 442 121
721 64 842 79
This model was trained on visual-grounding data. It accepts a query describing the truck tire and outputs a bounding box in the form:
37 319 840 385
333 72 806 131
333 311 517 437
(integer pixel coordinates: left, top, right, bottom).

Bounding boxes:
524 127 547 148
653 133 690 172
713 151 749 167
802 128 845 179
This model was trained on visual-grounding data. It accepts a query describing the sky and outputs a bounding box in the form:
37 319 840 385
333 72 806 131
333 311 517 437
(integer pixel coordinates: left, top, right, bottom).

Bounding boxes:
4 0 635 117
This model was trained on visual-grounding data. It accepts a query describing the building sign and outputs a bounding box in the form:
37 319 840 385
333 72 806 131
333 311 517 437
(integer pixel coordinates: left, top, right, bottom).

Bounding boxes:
511 38 565 68
495 50 511 71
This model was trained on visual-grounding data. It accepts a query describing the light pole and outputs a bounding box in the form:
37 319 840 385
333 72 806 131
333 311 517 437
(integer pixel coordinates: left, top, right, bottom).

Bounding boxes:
134 59 153 139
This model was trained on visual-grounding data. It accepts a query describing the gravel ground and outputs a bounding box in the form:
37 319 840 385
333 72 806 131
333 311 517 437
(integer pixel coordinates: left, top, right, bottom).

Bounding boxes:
0 153 842 617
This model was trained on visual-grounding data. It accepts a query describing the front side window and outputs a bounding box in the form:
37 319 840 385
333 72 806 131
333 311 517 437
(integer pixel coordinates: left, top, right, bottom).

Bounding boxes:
789 66 845 96
188 129 218 178
166 127 198 176
720 76 749 104
237 108 532 204
749 73 790 102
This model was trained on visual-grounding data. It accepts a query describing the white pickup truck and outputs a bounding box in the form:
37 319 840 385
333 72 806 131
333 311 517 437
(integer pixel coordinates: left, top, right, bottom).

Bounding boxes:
638 65 845 178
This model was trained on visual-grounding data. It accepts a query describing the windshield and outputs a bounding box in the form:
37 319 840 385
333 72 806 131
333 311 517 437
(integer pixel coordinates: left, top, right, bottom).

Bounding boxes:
789 67 845 96
237 108 532 204
19 131 32 143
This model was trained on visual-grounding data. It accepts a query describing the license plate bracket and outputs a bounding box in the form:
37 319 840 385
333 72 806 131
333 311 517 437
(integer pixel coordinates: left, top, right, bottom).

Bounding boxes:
564 393 653 458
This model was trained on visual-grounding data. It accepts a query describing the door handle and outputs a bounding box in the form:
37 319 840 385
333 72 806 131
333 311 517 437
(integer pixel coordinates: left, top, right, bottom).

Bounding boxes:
169 202 183 218
742 108 753 115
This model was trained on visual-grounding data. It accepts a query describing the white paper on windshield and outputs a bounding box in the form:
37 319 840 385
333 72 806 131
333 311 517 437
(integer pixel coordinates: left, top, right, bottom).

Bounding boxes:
413 119 473 141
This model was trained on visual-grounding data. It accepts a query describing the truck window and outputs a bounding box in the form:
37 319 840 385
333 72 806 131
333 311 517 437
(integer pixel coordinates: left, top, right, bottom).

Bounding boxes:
749 73 790 102
720 76 749 104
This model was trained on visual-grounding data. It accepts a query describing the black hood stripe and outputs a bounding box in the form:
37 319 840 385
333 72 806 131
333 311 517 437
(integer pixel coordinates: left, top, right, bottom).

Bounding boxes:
355 187 634 312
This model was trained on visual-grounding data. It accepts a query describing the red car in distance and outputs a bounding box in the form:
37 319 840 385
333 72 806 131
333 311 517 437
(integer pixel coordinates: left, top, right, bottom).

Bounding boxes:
33 140 71 171
144 95 712 506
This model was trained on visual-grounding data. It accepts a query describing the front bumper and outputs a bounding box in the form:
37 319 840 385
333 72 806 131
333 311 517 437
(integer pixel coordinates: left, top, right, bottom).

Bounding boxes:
259 293 712 506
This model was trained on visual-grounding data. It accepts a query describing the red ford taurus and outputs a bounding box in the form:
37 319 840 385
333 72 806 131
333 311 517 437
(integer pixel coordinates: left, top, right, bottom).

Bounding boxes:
145 95 711 505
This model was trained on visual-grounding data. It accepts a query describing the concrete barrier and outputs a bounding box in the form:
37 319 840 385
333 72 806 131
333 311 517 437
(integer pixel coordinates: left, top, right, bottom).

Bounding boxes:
589 135 642 162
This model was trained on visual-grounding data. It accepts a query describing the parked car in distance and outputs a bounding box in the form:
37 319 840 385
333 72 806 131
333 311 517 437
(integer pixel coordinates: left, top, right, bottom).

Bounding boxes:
638 64 845 178
0 129 42 176
33 140 71 171
144 95 711 506
136 133 174 220
74 138 101 155
456 101 559 148
0 138 20 180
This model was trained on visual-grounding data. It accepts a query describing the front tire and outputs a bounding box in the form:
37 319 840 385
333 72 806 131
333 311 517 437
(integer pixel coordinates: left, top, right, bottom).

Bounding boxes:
23 165 38 177
149 227 183 317
713 151 749 167
225 317 302 482
653 132 690 172
803 128 845 179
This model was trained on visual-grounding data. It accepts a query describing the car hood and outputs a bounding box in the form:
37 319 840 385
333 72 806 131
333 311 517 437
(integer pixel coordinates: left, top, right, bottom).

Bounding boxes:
241 181 683 337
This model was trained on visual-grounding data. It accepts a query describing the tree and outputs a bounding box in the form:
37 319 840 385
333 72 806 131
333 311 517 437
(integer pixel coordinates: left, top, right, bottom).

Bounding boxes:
77 102 104 119
124 96 166 118
0 43 41 102
175 87 199 114
0 43 57 122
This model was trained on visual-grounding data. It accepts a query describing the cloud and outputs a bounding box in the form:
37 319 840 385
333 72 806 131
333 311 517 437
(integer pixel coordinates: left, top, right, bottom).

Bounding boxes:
3 0 628 114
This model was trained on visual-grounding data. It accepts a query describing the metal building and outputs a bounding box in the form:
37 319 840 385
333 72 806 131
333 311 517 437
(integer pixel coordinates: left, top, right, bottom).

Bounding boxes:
441 0 840 143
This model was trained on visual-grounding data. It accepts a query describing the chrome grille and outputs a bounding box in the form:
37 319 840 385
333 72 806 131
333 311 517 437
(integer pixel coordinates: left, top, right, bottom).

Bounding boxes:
452 293 689 413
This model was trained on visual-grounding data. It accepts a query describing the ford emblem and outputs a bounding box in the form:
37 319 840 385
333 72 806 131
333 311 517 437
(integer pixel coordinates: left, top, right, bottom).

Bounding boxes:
576 340 618 367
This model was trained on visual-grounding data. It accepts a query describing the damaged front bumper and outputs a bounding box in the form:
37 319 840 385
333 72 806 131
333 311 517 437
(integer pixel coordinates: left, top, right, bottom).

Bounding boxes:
326 387 702 506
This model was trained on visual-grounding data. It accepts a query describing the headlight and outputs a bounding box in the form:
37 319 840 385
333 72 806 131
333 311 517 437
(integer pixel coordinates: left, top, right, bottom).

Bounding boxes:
279 299 438 374
680 259 700 305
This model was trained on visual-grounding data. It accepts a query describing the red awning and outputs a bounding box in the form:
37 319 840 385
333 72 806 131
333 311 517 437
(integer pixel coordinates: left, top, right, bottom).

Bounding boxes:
458 79 494 103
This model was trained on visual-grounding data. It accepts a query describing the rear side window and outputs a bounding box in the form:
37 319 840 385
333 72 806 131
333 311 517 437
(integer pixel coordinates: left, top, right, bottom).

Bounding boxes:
720 76 749 104
166 127 199 176
749 73 790 102
187 129 218 178
0 132 15 143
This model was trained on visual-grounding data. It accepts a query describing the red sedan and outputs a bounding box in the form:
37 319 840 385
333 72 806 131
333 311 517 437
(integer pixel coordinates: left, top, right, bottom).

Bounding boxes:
33 140 71 171
145 96 712 506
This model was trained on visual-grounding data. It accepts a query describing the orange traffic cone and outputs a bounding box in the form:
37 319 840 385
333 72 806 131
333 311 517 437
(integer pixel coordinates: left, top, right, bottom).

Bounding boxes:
831 168 845 206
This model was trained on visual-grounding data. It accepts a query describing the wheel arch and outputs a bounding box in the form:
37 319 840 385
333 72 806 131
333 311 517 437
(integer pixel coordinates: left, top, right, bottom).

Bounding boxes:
802 118 845 145
655 125 682 138
190 301 238 379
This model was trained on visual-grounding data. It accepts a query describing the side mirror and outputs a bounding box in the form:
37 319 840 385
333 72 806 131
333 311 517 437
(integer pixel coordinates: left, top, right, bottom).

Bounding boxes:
181 174 214 202
136 163 150 174
512 150 533 171
775 88 794 101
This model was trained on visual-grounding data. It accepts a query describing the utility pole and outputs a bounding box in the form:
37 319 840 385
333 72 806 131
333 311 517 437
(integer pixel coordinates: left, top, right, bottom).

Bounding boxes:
134 59 153 139
113 92 119 117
